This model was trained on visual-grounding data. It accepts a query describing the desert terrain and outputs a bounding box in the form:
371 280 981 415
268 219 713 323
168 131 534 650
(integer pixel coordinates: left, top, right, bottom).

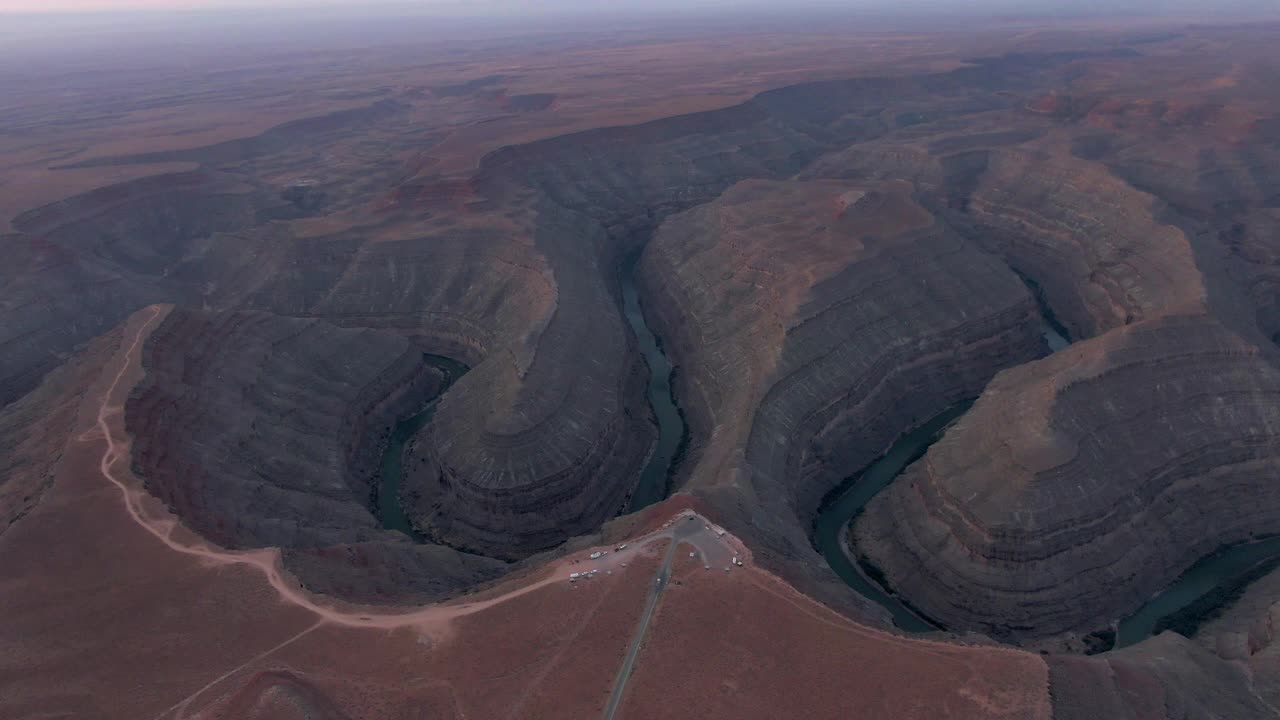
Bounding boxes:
6 7 1280 719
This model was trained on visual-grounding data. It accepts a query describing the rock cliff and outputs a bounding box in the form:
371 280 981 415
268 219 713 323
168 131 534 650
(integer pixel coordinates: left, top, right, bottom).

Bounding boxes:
638 177 1049 612
0 50 1087 574
125 308 503 602
856 315 1280 641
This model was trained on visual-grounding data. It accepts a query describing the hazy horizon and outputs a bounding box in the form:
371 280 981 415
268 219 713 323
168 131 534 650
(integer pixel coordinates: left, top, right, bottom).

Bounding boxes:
1 0 1275 71
3 0 1278 16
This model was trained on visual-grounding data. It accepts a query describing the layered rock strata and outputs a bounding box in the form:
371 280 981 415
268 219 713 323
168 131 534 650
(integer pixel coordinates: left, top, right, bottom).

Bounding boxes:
959 149 1206 339
1 51 1092 572
0 172 267 407
125 308 503 601
638 178 1049 610
0 321 127 537
412 53 1087 559
856 315 1280 640
403 202 657 558
807 141 1208 342
8 48 1233 605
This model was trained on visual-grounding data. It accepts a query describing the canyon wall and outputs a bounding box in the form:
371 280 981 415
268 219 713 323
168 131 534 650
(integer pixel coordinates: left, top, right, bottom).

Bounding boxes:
856 315 1280 641
638 177 1049 613
125 308 504 602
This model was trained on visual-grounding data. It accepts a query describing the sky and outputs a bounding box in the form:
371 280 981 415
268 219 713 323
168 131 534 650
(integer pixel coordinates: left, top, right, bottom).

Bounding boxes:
0 0 329 9
1 0 1276 14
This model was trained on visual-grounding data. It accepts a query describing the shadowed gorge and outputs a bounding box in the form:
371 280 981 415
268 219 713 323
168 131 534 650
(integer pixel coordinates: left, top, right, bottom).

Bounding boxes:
48 48 1085 570
9 15 1280 720
126 308 505 602
374 354 468 541
856 315 1280 645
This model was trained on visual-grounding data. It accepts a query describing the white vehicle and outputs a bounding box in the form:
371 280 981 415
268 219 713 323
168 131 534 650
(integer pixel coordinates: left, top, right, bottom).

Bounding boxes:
616 544 628 551
570 572 581 579
590 551 604 560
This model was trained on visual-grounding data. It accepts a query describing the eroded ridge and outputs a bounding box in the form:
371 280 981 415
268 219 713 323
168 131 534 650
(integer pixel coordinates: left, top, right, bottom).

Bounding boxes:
856 315 1280 644
124 307 504 602
637 177 1049 612
88 310 733 634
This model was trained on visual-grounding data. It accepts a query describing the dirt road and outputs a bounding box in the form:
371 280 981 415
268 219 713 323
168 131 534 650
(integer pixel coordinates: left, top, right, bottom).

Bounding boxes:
87 306 749 718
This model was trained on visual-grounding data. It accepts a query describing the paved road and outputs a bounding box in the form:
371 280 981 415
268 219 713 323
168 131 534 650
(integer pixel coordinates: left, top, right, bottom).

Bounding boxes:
601 518 704 720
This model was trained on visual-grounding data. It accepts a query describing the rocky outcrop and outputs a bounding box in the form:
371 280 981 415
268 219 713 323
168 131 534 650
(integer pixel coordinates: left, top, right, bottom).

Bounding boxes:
0 172 271 407
406 54 1089 561
1217 207 1280 342
402 202 657 558
0 320 126 538
957 149 1207 340
856 315 1280 641
125 308 503 601
0 51 1088 573
637 177 1049 613
1048 632 1278 720
807 132 1214 342
9 44 1260 624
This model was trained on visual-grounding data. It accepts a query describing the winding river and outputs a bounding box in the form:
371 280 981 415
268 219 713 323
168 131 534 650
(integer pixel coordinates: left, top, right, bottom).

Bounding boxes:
620 256 687 512
375 285 1280 651
1115 536 1280 647
810 315 1280 649
813 318 1065 633
814 404 972 632
374 354 468 539
375 258 686 536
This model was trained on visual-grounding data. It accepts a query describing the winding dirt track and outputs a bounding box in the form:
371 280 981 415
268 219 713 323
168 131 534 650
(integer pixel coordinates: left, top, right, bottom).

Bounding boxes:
90 306 565 631
87 304 698 633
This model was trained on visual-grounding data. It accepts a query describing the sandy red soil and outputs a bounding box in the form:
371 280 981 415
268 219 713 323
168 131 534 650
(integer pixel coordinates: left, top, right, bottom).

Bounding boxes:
615 554 1051 720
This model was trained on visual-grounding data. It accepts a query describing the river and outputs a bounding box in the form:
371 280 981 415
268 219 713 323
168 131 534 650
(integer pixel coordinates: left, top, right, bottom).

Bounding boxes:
374 354 468 540
381 269 1280 648
380 276 1280 651
620 255 687 512
1115 536 1280 647
810 321 1280 648
813 312 1063 633
813 404 972 631
375 256 686 534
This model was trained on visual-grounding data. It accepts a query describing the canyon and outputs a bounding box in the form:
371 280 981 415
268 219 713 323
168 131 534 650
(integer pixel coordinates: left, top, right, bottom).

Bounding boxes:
5 10 1280 718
